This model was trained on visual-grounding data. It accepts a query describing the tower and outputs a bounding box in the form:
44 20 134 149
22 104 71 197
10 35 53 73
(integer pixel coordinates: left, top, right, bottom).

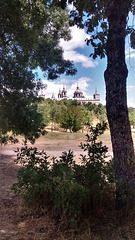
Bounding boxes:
61 86 67 98
51 93 56 100
93 88 100 101
58 89 62 98
58 86 68 99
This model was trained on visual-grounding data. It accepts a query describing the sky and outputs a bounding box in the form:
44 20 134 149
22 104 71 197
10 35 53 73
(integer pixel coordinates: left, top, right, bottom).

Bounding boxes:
36 12 135 107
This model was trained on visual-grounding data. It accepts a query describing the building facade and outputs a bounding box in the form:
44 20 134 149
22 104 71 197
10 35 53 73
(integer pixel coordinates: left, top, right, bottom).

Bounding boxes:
58 87 67 99
57 85 100 105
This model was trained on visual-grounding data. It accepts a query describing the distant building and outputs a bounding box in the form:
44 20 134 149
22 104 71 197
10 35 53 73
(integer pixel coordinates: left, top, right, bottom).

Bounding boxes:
57 84 100 105
38 83 100 105
58 86 68 99
93 88 100 101
73 83 85 98
51 93 56 101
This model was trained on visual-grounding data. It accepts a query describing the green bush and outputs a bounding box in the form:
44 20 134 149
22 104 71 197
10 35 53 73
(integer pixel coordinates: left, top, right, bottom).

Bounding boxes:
13 147 52 208
78 122 115 213
12 122 115 226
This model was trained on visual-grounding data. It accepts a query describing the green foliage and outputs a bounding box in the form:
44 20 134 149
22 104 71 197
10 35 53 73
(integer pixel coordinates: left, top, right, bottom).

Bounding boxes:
37 99 51 126
37 99 107 132
0 0 77 143
84 103 107 122
13 122 115 226
67 0 107 59
82 108 93 126
53 0 135 211
59 105 84 132
51 151 87 225
128 107 135 128
79 122 115 212
87 103 107 121
53 0 135 59
0 91 45 143
0 0 76 78
13 147 52 206
13 147 87 226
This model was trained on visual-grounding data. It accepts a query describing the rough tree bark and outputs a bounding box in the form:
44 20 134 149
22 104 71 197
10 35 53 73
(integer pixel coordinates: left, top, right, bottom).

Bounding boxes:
104 0 135 211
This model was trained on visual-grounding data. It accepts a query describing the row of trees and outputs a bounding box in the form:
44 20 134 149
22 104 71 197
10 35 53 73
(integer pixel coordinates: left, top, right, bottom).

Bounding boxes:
38 99 107 132
37 98 135 132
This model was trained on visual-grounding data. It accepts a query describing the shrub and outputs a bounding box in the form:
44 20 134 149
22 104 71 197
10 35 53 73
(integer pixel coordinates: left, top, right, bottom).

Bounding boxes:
13 147 52 208
12 122 115 226
78 122 115 213
51 151 87 226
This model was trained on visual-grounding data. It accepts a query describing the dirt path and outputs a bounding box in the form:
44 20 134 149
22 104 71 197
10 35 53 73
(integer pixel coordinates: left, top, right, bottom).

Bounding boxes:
0 152 66 240
0 140 64 240
0 153 23 239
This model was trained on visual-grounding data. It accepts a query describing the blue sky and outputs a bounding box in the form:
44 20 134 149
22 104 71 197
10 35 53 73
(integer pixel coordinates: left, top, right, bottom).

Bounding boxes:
37 23 135 107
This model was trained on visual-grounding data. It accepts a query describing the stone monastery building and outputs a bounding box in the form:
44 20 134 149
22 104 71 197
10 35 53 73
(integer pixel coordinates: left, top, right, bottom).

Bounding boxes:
55 84 100 105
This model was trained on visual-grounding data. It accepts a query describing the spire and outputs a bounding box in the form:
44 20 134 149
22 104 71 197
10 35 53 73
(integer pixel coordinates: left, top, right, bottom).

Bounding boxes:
77 82 79 90
51 92 55 100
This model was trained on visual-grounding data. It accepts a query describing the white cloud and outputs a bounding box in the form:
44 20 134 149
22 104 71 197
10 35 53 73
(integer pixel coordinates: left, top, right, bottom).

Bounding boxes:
127 85 135 90
60 25 97 68
67 3 76 11
127 85 135 107
127 98 135 108
38 80 63 98
63 50 97 68
60 25 89 51
125 47 135 59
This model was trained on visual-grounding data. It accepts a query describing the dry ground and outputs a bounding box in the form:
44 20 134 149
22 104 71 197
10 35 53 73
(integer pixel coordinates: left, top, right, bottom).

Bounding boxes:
0 131 135 240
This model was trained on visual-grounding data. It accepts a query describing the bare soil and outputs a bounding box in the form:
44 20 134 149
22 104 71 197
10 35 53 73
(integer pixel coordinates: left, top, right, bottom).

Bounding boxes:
0 132 135 240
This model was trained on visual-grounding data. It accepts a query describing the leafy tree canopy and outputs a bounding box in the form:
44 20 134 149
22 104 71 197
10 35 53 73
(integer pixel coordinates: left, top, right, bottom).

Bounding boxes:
59 105 84 132
0 0 77 142
0 0 76 79
52 0 135 59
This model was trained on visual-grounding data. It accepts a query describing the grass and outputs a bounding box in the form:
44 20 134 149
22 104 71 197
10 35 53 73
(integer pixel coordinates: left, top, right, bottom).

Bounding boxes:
43 129 111 141
98 129 111 141
41 131 86 140
98 128 135 142
43 129 112 143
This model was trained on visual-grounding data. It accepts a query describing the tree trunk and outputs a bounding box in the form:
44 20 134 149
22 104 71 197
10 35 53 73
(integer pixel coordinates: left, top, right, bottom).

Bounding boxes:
104 1 135 211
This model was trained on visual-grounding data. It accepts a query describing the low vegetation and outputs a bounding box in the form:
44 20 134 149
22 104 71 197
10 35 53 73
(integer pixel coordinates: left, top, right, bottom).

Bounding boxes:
38 99 107 132
38 99 135 133
12 122 115 227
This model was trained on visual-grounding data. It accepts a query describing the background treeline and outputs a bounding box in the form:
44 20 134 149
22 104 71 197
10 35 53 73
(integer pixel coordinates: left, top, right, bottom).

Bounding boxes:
37 98 135 132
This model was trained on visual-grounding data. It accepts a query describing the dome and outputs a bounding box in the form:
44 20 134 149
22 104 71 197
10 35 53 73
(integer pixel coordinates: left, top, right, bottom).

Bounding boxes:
74 86 82 93
73 84 84 98
58 86 67 99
